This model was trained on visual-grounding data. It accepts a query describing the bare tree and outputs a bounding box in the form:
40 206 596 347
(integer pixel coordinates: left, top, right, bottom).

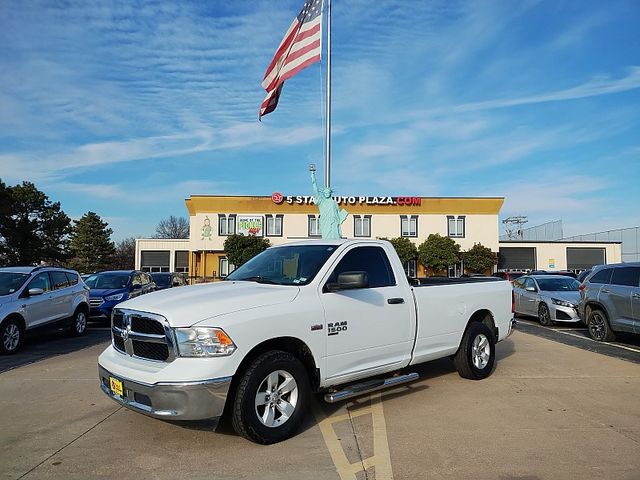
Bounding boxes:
112 237 137 270
154 216 189 239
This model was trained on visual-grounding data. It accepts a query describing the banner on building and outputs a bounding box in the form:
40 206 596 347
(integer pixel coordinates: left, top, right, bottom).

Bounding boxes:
237 215 264 236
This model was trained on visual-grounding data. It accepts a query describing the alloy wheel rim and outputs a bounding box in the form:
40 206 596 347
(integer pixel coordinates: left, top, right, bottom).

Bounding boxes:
254 370 299 428
540 305 550 324
471 334 490 369
76 312 87 333
589 314 605 340
3 324 20 351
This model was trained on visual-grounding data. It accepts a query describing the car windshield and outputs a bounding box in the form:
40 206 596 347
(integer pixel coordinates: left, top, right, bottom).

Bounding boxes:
85 273 131 289
537 277 580 291
0 272 30 296
151 274 171 287
226 245 338 286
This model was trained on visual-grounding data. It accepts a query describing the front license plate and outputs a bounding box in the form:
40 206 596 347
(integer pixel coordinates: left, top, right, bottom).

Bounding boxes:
109 377 123 397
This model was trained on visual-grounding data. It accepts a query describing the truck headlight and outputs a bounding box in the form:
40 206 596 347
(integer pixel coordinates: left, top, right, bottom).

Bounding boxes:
551 298 575 308
174 327 237 357
105 293 126 302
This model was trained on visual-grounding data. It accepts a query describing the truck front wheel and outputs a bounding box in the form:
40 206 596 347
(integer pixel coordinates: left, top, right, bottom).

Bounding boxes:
232 350 310 444
454 322 496 380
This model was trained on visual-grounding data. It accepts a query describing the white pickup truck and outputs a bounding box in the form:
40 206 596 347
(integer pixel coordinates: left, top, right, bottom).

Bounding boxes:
98 239 514 444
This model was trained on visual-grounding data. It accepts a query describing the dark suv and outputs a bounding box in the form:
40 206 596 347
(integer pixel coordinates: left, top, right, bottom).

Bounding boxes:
578 263 640 341
150 272 187 290
84 271 155 320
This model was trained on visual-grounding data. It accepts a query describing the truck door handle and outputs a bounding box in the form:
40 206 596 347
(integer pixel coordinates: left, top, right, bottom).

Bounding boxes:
601 289 610 294
633 293 640 299
387 298 405 304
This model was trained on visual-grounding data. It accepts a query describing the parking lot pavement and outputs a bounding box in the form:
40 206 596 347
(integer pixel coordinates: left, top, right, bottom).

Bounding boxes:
1 331 639 480
0 327 111 374
515 317 640 364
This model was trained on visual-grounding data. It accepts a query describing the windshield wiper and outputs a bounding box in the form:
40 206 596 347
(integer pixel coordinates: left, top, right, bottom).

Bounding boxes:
233 276 280 285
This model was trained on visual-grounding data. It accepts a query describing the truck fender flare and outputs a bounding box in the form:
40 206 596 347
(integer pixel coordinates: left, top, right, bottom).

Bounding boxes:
231 337 320 394
458 309 497 349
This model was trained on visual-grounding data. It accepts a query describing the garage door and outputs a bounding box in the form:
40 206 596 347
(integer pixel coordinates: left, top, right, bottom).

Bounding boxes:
141 251 170 272
498 247 536 270
566 247 605 270
175 250 189 273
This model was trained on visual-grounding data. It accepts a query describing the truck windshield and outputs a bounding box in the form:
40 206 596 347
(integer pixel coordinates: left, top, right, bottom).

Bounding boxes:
226 245 337 286
0 272 30 296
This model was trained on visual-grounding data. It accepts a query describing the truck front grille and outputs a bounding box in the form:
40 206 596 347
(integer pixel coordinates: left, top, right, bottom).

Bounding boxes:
111 309 175 362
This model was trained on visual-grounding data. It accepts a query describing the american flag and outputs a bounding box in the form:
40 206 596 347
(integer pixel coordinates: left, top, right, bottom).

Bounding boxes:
259 0 323 119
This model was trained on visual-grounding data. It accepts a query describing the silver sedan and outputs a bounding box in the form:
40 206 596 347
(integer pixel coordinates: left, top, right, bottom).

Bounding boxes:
512 275 582 326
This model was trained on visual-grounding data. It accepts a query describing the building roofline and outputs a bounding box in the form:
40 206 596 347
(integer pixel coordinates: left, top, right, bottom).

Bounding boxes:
499 240 622 245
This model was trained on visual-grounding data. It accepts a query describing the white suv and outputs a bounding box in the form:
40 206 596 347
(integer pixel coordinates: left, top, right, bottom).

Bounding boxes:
0 266 90 354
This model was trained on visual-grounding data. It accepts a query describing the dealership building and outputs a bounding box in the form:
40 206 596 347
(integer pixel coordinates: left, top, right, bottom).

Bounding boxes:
135 194 621 279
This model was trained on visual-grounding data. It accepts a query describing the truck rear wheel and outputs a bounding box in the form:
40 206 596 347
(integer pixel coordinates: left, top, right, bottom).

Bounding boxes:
454 322 495 380
231 350 310 444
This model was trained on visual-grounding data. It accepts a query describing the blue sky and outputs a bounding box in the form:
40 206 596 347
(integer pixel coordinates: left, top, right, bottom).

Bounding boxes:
1 0 639 240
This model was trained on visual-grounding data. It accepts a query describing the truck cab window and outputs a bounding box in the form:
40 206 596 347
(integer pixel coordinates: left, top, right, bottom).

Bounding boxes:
328 246 395 288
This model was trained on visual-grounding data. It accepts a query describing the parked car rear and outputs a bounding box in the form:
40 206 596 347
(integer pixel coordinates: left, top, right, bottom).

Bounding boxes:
578 263 640 341
0 266 89 354
85 270 155 320
493 271 526 282
576 269 592 283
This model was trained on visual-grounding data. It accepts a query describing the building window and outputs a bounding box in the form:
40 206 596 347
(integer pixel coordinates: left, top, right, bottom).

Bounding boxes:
219 257 235 278
353 215 371 237
400 215 418 237
308 215 321 237
447 215 465 237
218 214 236 236
266 214 283 237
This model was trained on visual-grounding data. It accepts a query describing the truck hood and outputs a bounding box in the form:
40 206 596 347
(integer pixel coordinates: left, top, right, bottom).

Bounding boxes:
115 281 300 327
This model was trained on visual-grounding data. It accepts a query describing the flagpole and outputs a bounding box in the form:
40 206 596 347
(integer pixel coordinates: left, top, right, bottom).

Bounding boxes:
324 0 331 190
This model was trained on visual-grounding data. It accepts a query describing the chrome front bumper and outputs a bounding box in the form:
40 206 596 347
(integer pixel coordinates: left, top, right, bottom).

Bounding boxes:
98 364 232 421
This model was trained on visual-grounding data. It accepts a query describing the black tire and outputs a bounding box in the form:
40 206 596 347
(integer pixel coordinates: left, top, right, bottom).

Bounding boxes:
66 307 88 337
232 350 310 444
587 308 616 342
1 317 24 355
454 322 496 380
538 303 554 326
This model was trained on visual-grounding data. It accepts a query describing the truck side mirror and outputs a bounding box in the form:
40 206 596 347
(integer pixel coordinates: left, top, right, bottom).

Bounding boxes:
326 271 369 292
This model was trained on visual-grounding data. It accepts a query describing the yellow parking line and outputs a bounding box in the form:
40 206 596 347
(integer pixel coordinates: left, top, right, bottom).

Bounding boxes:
314 392 394 480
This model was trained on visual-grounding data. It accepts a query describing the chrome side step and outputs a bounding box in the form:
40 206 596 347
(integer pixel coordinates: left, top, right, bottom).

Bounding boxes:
324 372 419 404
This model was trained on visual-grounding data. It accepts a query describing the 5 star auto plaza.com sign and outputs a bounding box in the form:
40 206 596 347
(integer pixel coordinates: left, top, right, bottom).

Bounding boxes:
270 192 422 206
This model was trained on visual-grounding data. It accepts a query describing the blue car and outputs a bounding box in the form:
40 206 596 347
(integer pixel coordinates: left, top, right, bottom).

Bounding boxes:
85 271 155 320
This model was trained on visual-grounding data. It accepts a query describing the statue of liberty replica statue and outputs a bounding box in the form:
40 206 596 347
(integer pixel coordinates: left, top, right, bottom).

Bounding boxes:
310 163 348 239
